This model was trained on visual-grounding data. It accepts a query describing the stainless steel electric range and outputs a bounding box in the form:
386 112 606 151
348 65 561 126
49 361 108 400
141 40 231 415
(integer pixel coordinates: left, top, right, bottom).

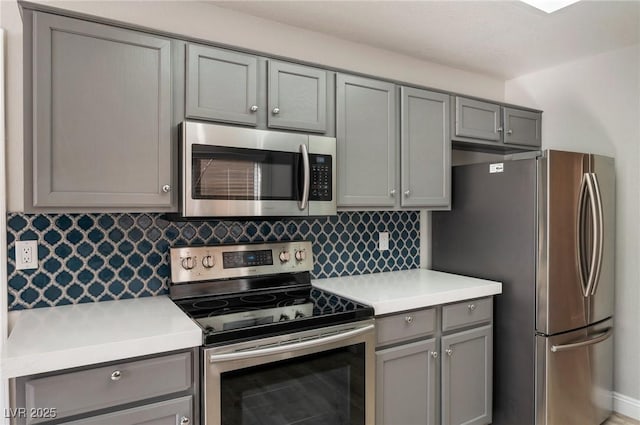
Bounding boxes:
169 241 375 425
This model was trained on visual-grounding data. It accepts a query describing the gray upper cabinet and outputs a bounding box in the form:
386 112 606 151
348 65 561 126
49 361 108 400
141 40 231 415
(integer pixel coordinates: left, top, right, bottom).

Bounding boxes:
186 44 258 126
453 96 542 149
441 325 493 425
28 12 174 211
401 87 450 208
336 74 396 207
376 339 437 425
454 97 501 142
503 107 542 147
268 61 327 132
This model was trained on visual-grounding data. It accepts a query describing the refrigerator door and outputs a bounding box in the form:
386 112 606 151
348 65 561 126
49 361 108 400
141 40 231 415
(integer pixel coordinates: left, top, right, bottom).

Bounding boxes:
535 318 613 425
588 154 615 326
538 150 614 335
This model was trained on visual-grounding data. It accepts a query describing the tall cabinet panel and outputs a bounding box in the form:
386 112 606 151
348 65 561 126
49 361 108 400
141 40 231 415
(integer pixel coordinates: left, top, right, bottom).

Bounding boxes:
267 61 327 132
441 325 493 425
186 44 258 125
30 12 173 209
400 87 450 208
336 74 396 207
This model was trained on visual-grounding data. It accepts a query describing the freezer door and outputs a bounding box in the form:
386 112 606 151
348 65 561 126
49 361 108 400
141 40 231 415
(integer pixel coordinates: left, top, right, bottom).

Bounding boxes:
535 318 613 425
538 150 615 335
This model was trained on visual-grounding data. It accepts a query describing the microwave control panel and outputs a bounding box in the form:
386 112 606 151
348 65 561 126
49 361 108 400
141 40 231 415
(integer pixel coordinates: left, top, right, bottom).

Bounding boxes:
310 154 332 201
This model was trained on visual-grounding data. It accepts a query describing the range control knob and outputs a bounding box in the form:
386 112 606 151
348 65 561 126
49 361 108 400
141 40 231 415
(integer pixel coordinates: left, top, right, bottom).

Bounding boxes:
279 250 291 263
279 313 290 322
295 310 305 319
202 255 215 269
181 256 195 270
295 249 307 262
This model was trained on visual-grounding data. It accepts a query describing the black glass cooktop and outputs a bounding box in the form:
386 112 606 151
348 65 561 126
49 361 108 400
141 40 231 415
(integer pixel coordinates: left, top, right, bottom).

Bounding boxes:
173 285 373 346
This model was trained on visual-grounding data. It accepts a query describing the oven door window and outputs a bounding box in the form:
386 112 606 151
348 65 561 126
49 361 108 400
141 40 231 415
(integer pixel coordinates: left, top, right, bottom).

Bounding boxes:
192 145 301 201
220 344 365 425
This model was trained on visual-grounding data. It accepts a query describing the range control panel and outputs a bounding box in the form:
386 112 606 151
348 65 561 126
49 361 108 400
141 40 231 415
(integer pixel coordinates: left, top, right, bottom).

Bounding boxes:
170 241 313 284
309 154 332 201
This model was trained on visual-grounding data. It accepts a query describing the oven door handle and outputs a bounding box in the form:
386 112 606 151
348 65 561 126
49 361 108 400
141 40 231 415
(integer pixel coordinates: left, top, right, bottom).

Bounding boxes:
209 324 374 363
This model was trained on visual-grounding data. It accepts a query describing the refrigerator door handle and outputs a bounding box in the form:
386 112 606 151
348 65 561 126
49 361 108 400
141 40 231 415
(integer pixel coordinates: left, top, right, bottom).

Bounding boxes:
589 173 605 296
576 173 602 298
550 327 613 352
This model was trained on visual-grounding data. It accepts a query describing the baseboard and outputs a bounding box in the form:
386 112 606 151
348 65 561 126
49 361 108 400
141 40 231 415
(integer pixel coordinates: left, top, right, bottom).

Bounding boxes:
614 392 640 421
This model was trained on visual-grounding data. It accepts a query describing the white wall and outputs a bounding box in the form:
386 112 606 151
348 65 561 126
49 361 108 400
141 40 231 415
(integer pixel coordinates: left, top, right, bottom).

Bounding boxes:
506 45 640 416
0 0 505 213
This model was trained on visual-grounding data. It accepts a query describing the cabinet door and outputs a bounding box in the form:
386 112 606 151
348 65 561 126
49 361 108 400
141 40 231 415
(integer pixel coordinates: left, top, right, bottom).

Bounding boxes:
441 325 493 425
186 44 258 125
503 107 542 147
268 61 327 132
376 339 437 425
336 74 396 207
454 97 501 142
401 87 450 208
31 12 173 209
61 396 192 425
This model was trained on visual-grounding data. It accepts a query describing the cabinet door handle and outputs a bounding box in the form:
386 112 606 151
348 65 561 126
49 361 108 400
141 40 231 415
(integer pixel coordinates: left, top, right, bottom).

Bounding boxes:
180 417 190 425
506 129 513 135
468 303 476 312
430 351 438 359
497 127 503 132
272 107 280 114
162 185 171 193
445 348 453 356
250 105 259 112
390 189 396 197
110 370 122 381
404 315 413 324
404 190 410 197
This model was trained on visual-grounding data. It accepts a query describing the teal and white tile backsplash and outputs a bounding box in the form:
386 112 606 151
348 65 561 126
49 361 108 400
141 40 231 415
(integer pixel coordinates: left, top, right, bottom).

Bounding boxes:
7 211 420 310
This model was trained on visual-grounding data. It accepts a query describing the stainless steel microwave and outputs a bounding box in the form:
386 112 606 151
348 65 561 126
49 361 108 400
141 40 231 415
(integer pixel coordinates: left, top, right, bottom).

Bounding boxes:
179 121 336 218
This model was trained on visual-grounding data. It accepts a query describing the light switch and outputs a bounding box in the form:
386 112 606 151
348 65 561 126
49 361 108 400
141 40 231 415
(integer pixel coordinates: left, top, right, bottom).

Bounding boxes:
379 232 389 251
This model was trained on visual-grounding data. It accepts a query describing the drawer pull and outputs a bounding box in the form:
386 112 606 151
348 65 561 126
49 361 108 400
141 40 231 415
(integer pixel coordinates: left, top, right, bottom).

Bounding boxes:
468 303 476 312
110 370 122 381
445 348 453 356
180 417 191 425
430 351 438 359
405 315 413 324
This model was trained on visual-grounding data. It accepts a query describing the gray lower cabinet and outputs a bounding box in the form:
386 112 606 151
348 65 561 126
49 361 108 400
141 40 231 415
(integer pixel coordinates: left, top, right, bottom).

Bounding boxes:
27 11 175 211
376 298 493 425
13 350 197 425
441 325 493 425
61 397 192 425
400 87 451 208
376 339 438 425
453 96 542 149
336 74 397 207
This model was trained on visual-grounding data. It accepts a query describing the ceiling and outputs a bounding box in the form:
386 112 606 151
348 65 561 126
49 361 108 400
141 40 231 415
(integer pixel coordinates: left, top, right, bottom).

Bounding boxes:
210 0 640 80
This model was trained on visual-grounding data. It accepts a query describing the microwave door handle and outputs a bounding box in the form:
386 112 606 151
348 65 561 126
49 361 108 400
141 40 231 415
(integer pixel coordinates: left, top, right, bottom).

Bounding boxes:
299 144 310 211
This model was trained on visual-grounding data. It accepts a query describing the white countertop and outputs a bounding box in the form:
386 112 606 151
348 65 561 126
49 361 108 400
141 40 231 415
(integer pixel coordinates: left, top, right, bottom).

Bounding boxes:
312 269 502 315
0 296 202 379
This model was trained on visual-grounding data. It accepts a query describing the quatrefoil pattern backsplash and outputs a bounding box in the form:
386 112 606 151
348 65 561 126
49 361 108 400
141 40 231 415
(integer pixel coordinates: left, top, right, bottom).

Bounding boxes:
6 211 420 310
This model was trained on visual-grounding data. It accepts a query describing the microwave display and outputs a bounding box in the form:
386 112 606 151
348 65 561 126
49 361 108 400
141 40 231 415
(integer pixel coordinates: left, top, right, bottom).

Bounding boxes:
192 145 300 201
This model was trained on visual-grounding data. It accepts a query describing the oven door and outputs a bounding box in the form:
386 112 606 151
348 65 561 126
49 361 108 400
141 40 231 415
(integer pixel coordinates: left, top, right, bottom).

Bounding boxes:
203 320 375 425
182 122 310 217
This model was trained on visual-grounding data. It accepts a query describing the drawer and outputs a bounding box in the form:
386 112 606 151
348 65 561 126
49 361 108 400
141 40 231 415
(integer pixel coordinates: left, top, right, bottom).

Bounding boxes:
61 396 193 425
24 351 193 424
442 297 493 332
376 308 436 347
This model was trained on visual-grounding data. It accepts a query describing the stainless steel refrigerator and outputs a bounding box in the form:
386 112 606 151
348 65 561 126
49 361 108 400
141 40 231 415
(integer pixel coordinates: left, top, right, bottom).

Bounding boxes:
432 150 614 425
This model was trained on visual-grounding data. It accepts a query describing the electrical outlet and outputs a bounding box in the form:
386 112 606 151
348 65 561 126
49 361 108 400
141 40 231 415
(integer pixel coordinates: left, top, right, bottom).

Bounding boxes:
15 240 38 270
378 232 389 251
